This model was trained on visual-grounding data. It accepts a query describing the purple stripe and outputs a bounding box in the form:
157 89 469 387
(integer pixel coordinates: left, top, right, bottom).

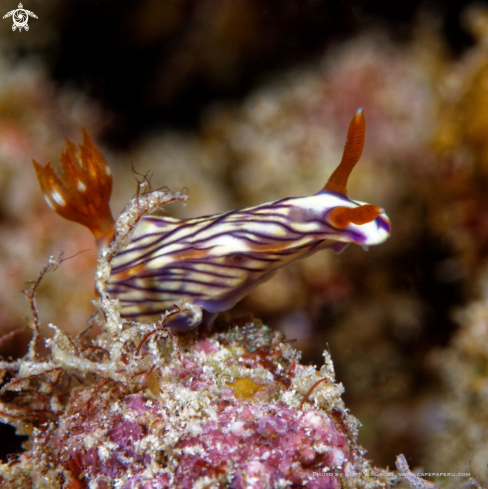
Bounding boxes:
160 265 239 279
111 243 217 274
377 217 391 233
230 230 300 244
116 275 231 289
119 211 234 256
112 266 239 281
118 292 204 302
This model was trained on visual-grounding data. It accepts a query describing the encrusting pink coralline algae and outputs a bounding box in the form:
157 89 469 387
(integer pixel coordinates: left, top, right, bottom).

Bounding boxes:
55 386 350 488
0 172 429 489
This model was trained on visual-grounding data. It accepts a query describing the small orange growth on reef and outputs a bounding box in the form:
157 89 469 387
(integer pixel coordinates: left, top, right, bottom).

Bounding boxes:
226 377 267 401
32 129 115 247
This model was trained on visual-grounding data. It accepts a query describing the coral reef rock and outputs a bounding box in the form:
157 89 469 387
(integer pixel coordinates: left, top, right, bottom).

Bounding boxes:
0 189 399 489
0 315 398 489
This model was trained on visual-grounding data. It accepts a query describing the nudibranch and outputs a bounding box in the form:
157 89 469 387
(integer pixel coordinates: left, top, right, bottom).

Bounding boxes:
33 109 390 329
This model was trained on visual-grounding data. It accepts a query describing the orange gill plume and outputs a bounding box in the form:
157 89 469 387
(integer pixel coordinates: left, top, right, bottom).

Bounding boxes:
32 129 115 247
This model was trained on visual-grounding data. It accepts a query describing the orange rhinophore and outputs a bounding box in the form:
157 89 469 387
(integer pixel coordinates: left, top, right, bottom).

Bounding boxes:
32 129 115 247
324 108 366 196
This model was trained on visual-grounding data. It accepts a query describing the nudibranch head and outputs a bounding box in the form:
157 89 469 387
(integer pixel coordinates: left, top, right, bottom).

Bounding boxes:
318 107 390 246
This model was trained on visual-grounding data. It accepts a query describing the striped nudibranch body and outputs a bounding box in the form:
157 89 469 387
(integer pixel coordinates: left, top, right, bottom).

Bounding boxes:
108 191 390 322
33 109 391 330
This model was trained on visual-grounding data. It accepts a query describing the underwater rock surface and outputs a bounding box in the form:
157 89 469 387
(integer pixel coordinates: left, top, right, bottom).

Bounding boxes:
0 303 395 488
19 340 355 489
0 188 402 489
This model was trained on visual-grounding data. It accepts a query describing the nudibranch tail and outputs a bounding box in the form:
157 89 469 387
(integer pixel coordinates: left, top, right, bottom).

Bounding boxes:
324 108 366 196
328 204 382 229
33 129 115 247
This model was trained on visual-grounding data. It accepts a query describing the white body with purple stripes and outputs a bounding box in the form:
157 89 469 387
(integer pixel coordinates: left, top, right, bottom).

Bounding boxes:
108 190 390 323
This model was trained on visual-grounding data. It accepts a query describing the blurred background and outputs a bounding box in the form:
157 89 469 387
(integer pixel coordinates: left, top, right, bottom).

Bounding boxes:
1 0 488 485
